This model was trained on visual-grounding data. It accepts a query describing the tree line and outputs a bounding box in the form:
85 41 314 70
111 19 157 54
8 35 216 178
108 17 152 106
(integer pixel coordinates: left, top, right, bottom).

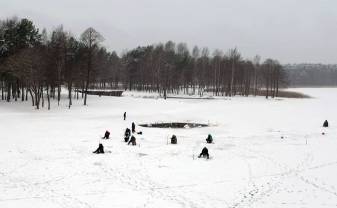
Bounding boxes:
0 17 287 109
122 44 287 99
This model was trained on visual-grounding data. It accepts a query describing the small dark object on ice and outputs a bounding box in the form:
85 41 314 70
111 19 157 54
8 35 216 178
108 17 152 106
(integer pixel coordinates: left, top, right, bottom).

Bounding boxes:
322 132 325 135
128 135 136 145
93 143 104 154
124 112 126 120
323 120 329 128
206 134 213 143
281 136 284 139
103 131 110 139
132 122 136 133
124 128 131 142
198 147 209 159
171 135 177 144
137 131 142 135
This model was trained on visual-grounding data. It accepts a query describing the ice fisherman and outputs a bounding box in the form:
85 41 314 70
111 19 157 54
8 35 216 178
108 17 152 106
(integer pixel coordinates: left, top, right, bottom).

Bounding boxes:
103 130 110 139
171 135 177 144
206 134 213 143
124 128 131 142
93 143 104 154
198 147 209 159
128 135 137 146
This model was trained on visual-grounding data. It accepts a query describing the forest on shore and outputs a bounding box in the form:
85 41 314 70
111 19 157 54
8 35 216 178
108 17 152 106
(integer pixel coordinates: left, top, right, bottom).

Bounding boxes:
285 64 337 87
0 17 287 109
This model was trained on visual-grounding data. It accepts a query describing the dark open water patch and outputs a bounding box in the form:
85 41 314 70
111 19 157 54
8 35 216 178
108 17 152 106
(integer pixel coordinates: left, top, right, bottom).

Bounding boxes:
139 122 208 128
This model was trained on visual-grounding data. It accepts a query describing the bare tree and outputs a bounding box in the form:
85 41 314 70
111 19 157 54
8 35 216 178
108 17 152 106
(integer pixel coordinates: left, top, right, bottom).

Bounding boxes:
80 27 104 105
228 48 241 97
253 55 261 96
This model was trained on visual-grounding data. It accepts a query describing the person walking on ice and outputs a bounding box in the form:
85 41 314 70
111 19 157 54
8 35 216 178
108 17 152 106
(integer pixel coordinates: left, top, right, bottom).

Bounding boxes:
123 112 126 121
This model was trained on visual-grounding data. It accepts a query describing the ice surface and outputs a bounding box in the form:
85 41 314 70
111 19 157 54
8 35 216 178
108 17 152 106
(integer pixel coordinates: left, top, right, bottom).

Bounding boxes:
0 88 336 208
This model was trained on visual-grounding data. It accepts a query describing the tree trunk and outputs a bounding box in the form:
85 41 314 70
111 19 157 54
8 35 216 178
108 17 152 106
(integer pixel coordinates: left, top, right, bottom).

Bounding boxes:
230 59 235 97
46 85 50 110
68 81 72 109
6 83 11 102
21 84 25 101
29 89 34 106
41 86 45 108
1 80 4 100
57 84 61 106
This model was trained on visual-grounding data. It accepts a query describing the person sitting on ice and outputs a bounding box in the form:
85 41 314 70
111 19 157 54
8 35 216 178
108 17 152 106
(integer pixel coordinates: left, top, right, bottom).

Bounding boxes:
132 122 136 133
198 147 209 159
93 143 104 154
128 135 137 146
124 128 131 142
206 134 213 143
103 130 110 139
171 135 177 144
323 120 329 127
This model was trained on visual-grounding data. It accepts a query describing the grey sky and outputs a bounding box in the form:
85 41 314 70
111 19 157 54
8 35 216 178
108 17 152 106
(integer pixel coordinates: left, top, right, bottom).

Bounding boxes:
1 0 337 64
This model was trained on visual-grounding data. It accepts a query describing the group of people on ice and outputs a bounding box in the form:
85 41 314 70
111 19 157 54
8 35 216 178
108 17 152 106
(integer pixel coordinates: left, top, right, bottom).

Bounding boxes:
93 123 138 154
169 133 213 159
93 112 143 154
93 111 215 159
93 111 330 159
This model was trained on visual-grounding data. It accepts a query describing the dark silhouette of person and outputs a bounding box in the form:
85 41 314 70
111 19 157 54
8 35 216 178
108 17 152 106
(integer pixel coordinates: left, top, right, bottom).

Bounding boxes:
128 135 136 145
198 147 209 159
123 112 126 120
103 130 110 139
323 120 329 127
206 134 213 143
132 122 136 133
93 143 104 154
124 128 131 142
171 135 177 144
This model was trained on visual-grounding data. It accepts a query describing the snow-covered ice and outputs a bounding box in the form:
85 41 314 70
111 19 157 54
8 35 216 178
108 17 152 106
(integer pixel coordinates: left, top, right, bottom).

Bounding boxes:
0 88 337 208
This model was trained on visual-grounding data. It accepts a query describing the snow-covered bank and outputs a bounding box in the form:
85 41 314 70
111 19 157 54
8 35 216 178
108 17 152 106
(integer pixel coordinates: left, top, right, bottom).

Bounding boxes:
0 88 336 208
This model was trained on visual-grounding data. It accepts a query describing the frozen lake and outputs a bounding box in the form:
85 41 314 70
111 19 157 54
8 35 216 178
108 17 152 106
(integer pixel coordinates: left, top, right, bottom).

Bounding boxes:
0 88 336 208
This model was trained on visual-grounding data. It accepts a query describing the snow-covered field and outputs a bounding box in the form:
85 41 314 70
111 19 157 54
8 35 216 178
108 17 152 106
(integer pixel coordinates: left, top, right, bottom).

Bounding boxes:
0 88 337 208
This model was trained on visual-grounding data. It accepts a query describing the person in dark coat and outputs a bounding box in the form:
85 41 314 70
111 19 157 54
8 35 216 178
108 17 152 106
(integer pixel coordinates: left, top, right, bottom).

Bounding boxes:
123 112 126 120
323 120 329 127
198 147 209 159
132 122 136 133
171 135 177 144
128 135 136 145
124 128 131 142
103 130 110 139
93 143 104 154
206 134 213 143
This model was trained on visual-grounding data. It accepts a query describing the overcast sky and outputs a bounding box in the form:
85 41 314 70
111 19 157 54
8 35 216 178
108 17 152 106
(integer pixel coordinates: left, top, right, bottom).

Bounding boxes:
1 0 337 64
